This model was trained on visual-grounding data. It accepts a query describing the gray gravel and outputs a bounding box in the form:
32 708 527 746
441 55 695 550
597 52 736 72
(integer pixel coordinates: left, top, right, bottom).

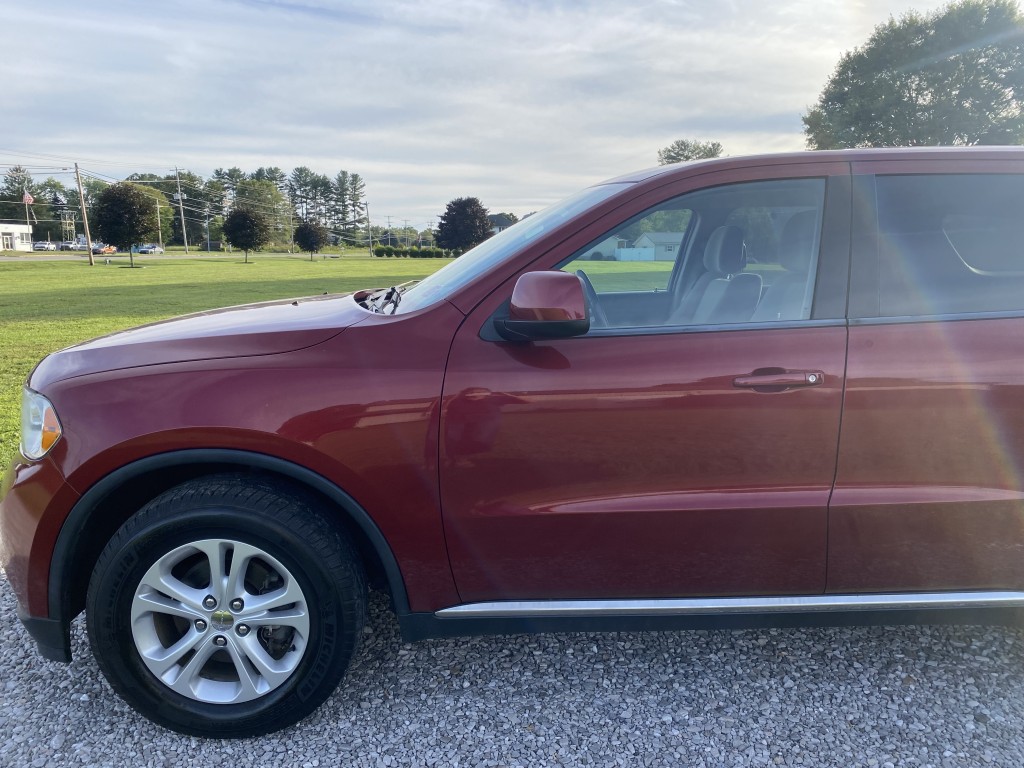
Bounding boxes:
3 572 1024 768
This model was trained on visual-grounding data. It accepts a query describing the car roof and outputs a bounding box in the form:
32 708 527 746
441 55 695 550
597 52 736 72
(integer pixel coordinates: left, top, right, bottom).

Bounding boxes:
600 146 1024 184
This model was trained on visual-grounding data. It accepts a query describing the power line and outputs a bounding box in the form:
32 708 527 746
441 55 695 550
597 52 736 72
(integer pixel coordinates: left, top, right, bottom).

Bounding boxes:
0 148 169 170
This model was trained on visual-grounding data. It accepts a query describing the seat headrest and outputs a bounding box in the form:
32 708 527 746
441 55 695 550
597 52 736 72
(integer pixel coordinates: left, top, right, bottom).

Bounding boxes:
778 210 818 273
703 226 746 275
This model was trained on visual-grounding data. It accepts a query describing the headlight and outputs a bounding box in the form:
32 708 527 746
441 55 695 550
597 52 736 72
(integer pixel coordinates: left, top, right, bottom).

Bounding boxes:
20 388 62 460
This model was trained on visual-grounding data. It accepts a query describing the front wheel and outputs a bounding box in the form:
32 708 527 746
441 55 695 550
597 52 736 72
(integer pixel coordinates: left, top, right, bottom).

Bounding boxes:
86 475 366 737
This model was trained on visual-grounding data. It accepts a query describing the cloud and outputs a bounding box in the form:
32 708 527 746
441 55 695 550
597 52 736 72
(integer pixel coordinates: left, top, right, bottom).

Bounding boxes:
8 0 950 220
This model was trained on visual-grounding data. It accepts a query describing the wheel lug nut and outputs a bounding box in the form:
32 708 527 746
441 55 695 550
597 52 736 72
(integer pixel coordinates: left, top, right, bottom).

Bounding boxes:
236 624 250 637
213 635 227 647
202 595 217 610
194 619 207 632
229 598 244 612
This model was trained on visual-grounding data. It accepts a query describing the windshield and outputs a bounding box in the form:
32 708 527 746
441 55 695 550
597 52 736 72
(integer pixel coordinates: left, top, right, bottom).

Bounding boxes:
397 183 630 313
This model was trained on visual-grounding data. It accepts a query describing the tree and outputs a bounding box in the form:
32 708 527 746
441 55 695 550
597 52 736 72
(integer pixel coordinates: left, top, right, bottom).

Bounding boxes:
223 207 271 263
331 170 352 231
294 219 329 260
0 165 37 222
288 166 317 220
154 170 208 247
235 179 286 214
252 166 288 195
212 167 247 197
92 183 159 267
127 182 173 247
657 139 724 165
435 197 492 251
803 0 1024 149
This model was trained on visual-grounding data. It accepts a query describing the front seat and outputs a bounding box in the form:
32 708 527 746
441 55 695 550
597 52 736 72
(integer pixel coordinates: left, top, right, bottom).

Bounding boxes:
668 225 762 325
750 210 818 322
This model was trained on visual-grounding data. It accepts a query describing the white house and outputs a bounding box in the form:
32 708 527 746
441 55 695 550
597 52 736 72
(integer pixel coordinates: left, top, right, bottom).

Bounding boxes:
632 232 687 261
0 223 33 252
488 213 517 234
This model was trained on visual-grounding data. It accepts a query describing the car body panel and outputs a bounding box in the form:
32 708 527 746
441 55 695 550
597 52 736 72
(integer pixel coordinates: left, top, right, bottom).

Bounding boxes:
831 317 1024 592
441 324 847 601
30 293 366 387
0 454 80 615
31 298 466 614
439 159 852 602
828 157 1024 593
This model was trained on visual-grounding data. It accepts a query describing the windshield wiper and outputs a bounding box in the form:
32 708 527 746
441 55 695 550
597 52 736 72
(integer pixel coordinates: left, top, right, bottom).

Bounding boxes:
366 280 420 314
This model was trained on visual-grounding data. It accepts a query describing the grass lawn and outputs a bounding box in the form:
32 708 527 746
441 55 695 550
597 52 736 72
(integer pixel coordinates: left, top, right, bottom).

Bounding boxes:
0 256 446 473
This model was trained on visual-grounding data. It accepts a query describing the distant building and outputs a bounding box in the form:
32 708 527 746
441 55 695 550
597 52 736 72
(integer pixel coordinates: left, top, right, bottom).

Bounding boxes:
633 232 687 261
1 223 33 252
488 213 517 234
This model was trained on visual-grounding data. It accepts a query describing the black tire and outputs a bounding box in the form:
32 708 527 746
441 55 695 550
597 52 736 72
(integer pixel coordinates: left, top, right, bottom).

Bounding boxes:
86 474 366 737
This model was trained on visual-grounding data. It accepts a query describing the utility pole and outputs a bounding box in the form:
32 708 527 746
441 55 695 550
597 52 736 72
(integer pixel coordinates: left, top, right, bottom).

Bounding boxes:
385 215 392 246
402 219 410 247
205 206 211 252
155 198 163 248
174 167 189 254
74 163 95 267
364 203 373 255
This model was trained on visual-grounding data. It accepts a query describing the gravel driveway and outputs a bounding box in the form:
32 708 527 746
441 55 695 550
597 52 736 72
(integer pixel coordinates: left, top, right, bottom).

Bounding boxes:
2 571 1024 767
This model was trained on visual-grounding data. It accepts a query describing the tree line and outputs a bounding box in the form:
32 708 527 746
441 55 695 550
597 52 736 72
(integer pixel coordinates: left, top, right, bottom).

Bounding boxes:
0 164 367 249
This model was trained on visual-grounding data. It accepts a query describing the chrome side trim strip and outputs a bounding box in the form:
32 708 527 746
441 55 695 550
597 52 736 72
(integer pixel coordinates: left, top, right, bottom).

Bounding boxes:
434 591 1024 619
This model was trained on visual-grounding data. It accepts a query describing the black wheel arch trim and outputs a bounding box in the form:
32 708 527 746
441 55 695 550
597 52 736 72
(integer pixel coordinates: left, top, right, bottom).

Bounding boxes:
49 449 411 638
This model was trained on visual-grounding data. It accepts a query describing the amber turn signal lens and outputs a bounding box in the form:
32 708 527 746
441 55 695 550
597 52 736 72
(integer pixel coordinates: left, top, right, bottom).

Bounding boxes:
20 388 62 460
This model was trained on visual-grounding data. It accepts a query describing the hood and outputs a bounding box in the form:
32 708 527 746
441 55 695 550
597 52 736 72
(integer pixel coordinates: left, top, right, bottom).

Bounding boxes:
31 293 368 387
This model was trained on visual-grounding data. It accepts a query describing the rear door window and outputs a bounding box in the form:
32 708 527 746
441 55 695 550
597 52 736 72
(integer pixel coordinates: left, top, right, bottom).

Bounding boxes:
874 174 1024 317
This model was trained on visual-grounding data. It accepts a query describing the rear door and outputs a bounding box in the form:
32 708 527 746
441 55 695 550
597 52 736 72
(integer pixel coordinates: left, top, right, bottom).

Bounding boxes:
830 160 1024 592
440 163 852 602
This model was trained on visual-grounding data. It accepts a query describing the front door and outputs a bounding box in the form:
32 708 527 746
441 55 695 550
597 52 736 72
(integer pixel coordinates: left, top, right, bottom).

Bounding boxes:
440 169 851 602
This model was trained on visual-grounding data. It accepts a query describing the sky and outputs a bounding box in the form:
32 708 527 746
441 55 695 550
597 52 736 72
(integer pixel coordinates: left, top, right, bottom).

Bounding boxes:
4 0 951 226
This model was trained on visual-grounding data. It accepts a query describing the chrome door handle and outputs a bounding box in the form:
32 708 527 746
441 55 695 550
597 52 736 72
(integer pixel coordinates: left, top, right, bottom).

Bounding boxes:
733 370 824 389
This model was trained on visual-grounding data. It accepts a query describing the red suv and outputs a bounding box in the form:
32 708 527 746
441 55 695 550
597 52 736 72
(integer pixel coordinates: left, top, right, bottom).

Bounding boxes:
5 148 1024 737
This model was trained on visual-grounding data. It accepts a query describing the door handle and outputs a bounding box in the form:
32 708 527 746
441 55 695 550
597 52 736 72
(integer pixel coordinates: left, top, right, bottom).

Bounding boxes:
732 370 824 390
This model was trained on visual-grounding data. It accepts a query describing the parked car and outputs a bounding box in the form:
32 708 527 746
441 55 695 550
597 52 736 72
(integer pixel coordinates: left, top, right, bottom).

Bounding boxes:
137 244 164 254
91 244 117 254
32 241 57 251
58 242 76 251
6 147 1024 737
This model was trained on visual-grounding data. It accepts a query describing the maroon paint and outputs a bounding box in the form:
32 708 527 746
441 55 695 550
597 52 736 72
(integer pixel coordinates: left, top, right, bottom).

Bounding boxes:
509 271 587 322
19 295 467 613
830 318 1024 592
440 324 847 601
0 456 80 614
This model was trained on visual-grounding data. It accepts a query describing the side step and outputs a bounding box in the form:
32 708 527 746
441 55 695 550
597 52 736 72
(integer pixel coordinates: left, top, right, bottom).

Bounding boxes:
396 591 1024 643
435 591 1024 618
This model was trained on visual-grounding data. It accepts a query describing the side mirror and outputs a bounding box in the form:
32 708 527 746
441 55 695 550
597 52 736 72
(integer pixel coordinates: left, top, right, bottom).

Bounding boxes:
494 271 591 341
